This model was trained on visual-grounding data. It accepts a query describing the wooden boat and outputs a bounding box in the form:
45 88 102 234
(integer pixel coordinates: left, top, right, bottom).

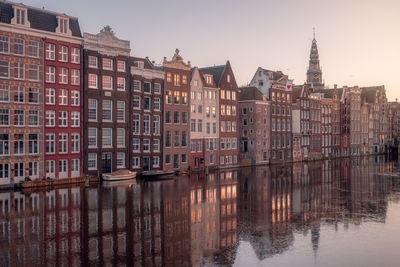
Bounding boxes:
102 170 137 181
141 170 175 180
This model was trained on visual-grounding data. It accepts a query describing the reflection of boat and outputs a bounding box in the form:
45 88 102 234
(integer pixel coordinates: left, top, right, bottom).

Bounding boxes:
102 179 137 187
141 170 175 180
102 170 137 181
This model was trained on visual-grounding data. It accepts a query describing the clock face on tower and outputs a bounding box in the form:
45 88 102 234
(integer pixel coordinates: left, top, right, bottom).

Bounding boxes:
313 73 320 81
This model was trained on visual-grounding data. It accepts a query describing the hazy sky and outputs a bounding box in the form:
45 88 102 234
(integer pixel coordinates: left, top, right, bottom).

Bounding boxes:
23 0 400 100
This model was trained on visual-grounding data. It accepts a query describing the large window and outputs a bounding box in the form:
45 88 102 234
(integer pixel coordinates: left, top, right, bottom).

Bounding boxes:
102 100 112 121
14 110 24 126
88 128 97 148
88 154 97 170
117 128 125 148
143 139 150 152
102 58 113 70
0 60 9 78
45 43 55 60
45 110 55 126
132 139 140 152
153 139 160 152
59 68 68 84
0 85 9 102
71 111 80 127
71 133 80 153
71 90 80 106
71 47 80 64
0 36 10 54
102 128 112 148
14 134 24 155
102 76 113 90
0 134 9 155
14 62 25 79
153 115 160 135
71 69 80 85
88 99 97 121
133 95 140 109
59 111 68 127
133 114 140 134
28 88 39 103
59 89 68 105
154 83 161 94
117 77 125 90
144 97 150 111
28 40 39 58
117 61 125 72
88 56 98 68
0 163 10 179
14 38 24 55
154 98 160 111
144 82 151 93
59 45 68 62
28 134 38 154
117 101 125 122
28 110 39 126
117 153 125 169
45 66 55 83
88 74 97 88
28 161 38 178
28 65 39 81
59 133 68 153
133 80 141 91
143 115 150 135
46 133 55 154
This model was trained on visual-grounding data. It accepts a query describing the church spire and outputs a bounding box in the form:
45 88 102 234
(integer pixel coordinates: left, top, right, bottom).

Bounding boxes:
307 28 323 89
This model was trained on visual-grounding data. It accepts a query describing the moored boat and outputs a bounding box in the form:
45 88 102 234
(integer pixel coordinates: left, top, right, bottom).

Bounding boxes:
102 170 137 181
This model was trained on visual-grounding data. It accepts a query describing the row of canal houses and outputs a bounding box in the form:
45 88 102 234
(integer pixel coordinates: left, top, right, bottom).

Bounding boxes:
0 1 397 186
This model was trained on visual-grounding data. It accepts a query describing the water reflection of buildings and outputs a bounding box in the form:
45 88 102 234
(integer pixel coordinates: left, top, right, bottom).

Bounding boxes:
0 157 399 266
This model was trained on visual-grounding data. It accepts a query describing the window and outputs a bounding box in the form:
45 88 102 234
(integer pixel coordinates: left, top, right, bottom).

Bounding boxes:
132 139 140 151
153 115 160 135
182 112 188 124
153 139 160 152
102 128 112 148
103 58 113 70
45 43 55 60
59 45 68 62
0 163 9 179
174 111 180 124
45 110 55 126
133 61 144 68
166 73 171 82
117 77 125 90
59 18 68 34
133 114 140 134
71 69 80 85
174 131 180 147
14 38 24 55
143 139 150 152
133 95 141 109
117 128 125 148
44 88 54 105
213 122 217 134
28 110 39 126
29 88 39 103
102 76 113 90
71 111 80 127
166 91 172 104
133 157 140 169
102 100 112 121
46 160 55 177
182 154 187 163
190 140 196 152
71 159 79 176
144 115 150 135
117 153 125 169
59 111 68 127
71 133 80 153
46 66 55 83
88 99 97 121
206 123 210 134
71 90 80 106
144 97 151 111
174 91 180 104
117 61 125 72
28 65 39 81
59 89 68 105
191 119 196 132
14 110 24 126
144 82 151 93
153 156 160 168
165 111 171 123
71 47 80 63
165 131 171 147
182 92 188 104
154 98 161 110
88 128 97 148
14 162 24 179
182 131 187 147
0 85 9 102
13 134 24 155
173 74 180 86
88 56 98 68
154 83 161 94
0 134 9 155
28 40 39 58
182 75 187 84
46 133 55 154
0 36 10 54
117 101 125 122
88 154 97 170
28 134 38 154
14 62 25 79
198 120 203 132
88 74 97 88
133 80 141 91
0 61 9 78
59 68 68 84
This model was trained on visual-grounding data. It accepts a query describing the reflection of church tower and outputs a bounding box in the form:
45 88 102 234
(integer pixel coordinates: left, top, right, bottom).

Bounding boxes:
306 29 324 89
311 225 320 257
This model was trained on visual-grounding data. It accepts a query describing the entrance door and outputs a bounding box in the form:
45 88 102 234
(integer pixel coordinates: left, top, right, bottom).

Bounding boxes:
143 157 150 171
195 158 199 168
102 153 112 173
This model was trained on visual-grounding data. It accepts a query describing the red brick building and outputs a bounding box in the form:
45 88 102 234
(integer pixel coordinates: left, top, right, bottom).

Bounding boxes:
341 86 351 156
309 93 322 159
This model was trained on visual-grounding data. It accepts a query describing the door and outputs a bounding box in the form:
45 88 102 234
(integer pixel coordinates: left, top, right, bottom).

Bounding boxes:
102 153 112 173
173 154 179 169
195 158 199 168
143 157 150 171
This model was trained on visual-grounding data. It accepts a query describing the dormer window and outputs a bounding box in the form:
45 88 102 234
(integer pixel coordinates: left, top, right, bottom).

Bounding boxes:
227 74 231 83
205 75 212 84
59 18 68 34
133 61 144 68
16 9 26 25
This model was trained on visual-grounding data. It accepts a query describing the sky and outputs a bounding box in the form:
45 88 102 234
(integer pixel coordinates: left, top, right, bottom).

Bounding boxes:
22 0 400 101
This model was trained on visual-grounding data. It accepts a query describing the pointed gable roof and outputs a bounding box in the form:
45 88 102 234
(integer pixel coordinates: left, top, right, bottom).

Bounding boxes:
199 64 226 87
239 86 264 101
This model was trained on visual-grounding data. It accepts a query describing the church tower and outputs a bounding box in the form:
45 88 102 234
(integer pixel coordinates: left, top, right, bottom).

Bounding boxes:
306 29 324 89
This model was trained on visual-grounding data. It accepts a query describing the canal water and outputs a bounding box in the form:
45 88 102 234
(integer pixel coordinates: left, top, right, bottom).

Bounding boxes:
0 156 400 267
